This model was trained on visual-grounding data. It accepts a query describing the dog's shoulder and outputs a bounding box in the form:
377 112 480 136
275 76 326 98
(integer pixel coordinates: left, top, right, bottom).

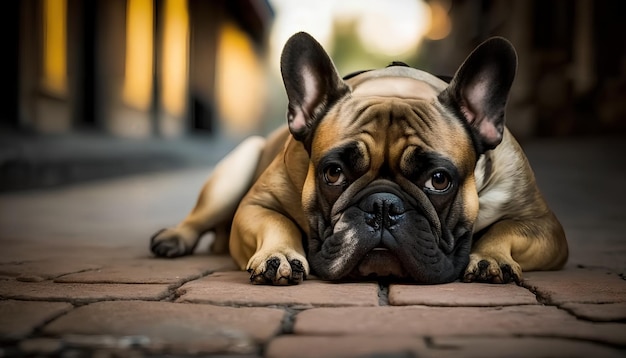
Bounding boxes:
473 129 542 232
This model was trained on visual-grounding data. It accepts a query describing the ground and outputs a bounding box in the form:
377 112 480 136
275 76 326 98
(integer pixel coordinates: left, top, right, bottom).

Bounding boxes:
0 134 625 357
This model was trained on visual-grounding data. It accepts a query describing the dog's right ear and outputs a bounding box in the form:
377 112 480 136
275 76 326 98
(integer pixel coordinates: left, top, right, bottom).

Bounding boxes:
281 32 350 147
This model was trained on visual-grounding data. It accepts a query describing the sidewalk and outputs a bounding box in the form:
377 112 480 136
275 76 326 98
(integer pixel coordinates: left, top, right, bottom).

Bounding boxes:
0 135 625 357
0 131 239 192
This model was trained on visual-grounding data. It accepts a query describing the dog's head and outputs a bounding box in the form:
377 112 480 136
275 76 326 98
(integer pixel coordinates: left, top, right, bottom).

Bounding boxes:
280 32 517 283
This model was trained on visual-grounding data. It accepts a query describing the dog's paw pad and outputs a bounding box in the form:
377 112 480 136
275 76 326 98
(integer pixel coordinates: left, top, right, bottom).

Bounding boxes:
289 259 306 283
250 257 281 284
500 263 521 284
150 228 194 258
248 254 308 285
463 254 522 284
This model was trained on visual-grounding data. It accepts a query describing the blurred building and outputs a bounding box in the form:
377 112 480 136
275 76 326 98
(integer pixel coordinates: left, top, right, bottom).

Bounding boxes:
1 0 624 191
4 0 624 141
1 0 273 138
420 0 626 138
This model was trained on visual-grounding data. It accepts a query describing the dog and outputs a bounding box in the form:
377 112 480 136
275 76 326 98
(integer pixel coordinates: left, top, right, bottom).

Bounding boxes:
150 32 568 285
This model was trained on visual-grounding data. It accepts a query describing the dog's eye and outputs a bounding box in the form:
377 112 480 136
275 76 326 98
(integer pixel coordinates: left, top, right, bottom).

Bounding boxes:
324 165 345 186
424 171 451 192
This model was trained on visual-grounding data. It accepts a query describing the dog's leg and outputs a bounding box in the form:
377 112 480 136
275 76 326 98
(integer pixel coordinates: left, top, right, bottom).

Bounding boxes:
229 204 309 285
209 220 232 254
150 136 266 258
463 211 568 284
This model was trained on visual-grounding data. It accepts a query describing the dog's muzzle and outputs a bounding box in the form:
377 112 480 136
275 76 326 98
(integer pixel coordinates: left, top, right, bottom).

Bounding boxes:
350 191 410 278
308 182 467 283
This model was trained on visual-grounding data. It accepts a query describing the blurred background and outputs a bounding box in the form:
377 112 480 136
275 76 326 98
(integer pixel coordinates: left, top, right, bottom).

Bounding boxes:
1 0 625 191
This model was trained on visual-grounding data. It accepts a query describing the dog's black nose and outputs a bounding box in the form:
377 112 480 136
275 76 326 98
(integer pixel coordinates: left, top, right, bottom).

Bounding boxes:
360 193 405 230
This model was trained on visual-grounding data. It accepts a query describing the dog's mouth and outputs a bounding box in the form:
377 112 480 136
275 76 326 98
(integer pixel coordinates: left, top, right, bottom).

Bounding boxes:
310 186 469 283
349 248 408 279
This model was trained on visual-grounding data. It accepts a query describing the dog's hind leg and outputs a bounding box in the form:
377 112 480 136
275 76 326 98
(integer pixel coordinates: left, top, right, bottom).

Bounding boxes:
151 136 266 258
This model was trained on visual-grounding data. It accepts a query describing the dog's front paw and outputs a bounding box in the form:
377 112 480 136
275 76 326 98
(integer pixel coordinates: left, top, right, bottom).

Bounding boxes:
463 253 522 284
150 227 198 258
247 251 309 285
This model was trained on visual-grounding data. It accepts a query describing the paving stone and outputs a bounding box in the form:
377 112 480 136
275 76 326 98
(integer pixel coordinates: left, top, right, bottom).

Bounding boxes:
561 302 626 322
0 259 102 282
265 335 427 358
294 306 626 346
18 338 63 355
523 267 626 304
55 255 236 284
0 280 170 303
177 271 380 307
389 282 538 306
266 336 625 358
43 301 284 355
0 241 144 265
0 300 72 340
427 337 625 358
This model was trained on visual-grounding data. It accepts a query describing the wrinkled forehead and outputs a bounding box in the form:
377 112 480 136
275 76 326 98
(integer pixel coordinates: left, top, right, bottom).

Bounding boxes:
346 67 448 100
312 67 475 166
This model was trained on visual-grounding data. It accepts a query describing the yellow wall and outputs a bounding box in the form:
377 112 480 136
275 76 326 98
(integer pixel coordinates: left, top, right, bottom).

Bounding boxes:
216 21 268 135
161 0 189 118
42 0 67 96
122 0 154 111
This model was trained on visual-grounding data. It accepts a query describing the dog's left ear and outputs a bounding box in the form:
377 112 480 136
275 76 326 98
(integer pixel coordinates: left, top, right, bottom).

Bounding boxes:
281 32 350 147
439 37 517 151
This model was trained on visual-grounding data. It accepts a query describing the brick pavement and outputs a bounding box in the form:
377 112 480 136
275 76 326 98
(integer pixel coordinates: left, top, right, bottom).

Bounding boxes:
1 136 625 357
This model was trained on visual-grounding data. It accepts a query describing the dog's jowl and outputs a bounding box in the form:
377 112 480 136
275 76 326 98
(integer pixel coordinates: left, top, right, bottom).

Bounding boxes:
151 32 568 285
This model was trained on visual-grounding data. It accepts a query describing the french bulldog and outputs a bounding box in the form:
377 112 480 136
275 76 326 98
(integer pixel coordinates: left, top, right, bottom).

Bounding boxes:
151 32 568 285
